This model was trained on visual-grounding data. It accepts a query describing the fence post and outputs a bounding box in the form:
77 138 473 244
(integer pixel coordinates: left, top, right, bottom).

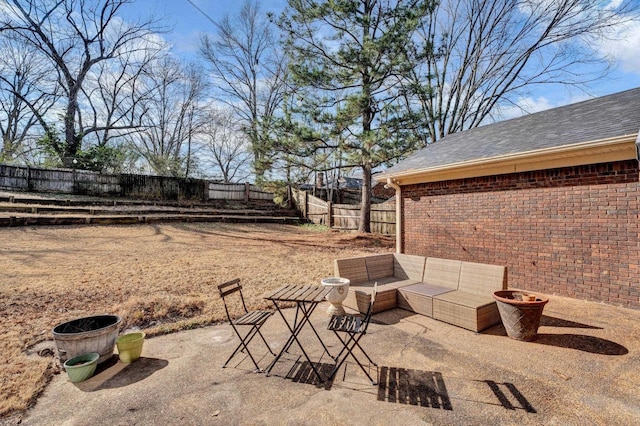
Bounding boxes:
327 201 333 227
72 167 77 194
244 182 250 202
27 166 32 192
302 190 308 218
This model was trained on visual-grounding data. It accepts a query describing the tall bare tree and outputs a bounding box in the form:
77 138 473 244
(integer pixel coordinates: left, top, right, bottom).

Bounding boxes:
199 0 288 180
128 57 207 176
199 108 252 183
2 0 162 166
81 46 162 148
403 0 640 144
0 34 58 162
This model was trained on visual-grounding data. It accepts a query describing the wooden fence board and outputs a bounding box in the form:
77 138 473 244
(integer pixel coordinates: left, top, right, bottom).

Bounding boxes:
207 182 274 202
292 188 395 235
0 163 273 203
306 194 329 224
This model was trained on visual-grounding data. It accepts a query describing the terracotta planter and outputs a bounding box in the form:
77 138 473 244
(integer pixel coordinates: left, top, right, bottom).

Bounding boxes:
493 290 548 341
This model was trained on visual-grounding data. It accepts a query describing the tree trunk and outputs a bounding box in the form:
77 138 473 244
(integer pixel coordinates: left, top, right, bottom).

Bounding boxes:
62 91 80 167
358 164 372 233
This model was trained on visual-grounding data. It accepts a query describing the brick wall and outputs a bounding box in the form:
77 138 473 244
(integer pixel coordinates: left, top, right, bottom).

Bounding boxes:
402 160 640 309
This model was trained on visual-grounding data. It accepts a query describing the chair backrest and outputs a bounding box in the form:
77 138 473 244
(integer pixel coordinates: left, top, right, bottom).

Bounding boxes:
217 278 248 322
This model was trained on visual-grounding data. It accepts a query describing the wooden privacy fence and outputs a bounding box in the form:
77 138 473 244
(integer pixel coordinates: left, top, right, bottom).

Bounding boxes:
293 188 395 235
208 183 274 202
0 164 121 194
0 163 274 203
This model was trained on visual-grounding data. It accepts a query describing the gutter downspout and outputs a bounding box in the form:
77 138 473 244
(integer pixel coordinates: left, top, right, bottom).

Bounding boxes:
385 178 402 253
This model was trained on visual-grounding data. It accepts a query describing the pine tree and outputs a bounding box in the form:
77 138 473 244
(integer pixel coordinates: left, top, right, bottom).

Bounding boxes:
276 0 434 232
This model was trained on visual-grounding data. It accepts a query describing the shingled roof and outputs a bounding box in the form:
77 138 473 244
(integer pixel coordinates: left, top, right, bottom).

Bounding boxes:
380 87 640 183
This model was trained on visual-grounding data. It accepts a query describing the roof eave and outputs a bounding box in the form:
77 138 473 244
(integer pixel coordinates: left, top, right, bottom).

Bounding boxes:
377 134 639 186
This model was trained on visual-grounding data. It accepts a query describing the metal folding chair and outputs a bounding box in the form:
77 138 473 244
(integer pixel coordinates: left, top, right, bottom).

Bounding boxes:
218 278 275 371
327 282 378 385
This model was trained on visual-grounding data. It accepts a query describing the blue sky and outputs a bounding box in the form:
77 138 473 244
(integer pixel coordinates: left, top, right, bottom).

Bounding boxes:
128 0 640 117
131 0 288 59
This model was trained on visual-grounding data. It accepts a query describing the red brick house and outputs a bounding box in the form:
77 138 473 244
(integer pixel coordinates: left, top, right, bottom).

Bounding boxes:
378 88 640 310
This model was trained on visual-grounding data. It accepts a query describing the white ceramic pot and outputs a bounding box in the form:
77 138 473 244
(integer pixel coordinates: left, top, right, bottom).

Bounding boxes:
321 277 350 315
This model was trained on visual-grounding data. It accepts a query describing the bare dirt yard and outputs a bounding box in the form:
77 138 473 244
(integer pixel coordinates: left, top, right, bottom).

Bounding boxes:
0 223 394 418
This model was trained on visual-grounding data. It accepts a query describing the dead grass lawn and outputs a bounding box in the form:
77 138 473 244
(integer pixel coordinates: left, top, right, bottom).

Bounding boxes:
0 223 393 417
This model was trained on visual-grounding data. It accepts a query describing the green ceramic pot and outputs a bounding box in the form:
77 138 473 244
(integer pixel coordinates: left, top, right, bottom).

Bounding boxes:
116 332 145 363
63 352 99 383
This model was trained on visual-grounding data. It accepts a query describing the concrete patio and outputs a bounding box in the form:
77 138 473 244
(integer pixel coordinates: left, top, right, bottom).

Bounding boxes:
22 293 640 425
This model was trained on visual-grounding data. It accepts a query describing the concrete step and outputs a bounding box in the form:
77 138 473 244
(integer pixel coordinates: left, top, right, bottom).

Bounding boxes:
0 191 304 227
0 202 298 217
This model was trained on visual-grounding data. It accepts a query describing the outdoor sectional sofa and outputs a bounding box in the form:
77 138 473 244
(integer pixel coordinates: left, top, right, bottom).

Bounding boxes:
334 253 507 332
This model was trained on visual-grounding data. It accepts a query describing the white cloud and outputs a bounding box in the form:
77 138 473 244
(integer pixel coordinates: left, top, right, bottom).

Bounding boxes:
596 20 640 75
497 96 555 121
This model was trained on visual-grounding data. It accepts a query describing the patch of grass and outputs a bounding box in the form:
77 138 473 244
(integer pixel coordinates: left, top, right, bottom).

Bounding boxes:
297 223 330 232
0 223 393 417
117 295 207 331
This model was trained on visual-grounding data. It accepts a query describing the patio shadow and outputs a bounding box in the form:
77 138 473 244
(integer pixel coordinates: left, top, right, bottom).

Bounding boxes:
539 315 602 329
535 334 628 355
288 360 335 390
377 367 452 410
483 380 536 413
75 356 169 392
371 309 416 325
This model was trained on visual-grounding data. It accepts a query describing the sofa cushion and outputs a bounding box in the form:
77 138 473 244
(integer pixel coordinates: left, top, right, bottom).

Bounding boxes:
400 283 456 298
433 290 494 308
383 278 422 289
397 283 455 317
343 282 398 314
432 290 501 332
458 261 507 296
393 253 426 281
334 257 369 284
365 254 395 281
423 258 461 290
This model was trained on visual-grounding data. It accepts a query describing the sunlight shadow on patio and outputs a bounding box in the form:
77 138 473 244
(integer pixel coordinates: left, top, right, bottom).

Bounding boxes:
535 334 628 355
483 380 537 413
289 360 335 389
539 315 603 329
75 356 169 392
377 367 452 410
264 354 335 389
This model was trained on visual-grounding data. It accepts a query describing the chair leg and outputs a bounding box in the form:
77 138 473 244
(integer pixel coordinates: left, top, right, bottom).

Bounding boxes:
352 339 377 367
223 324 267 371
347 337 377 385
329 333 377 385
223 326 258 369
255 326 276 356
